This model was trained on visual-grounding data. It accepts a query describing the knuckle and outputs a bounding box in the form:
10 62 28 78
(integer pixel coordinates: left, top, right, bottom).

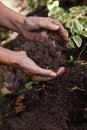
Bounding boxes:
47 17 52 22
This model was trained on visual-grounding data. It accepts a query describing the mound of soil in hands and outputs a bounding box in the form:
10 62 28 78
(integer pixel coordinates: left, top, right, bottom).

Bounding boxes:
0 31 87 130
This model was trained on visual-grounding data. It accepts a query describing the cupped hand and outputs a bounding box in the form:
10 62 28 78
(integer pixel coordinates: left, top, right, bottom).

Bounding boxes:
22 16 68 43
14 51 65 82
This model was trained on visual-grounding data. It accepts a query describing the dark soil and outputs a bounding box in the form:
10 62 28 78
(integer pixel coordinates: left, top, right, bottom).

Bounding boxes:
0 31 87 130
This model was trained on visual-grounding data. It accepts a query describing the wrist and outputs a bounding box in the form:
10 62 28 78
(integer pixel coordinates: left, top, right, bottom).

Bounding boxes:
11 15 26 34
6 12 25 34
0 47 19 66
0 2 25 34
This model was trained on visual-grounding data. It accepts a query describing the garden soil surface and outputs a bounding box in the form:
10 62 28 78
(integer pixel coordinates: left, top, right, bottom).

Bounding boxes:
0 30 87 130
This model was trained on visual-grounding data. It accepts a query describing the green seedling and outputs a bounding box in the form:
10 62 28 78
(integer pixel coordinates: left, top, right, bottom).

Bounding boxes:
25 81 38 90
68 55 75 64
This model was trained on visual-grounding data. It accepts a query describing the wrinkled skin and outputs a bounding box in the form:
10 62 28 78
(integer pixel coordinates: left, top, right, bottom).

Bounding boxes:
23 17 68 43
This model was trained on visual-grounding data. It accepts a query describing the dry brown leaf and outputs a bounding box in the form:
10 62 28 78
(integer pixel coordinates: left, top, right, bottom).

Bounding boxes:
3 82 10 87
14 103 26 113
14 95 26 113
1 87 12 95
15 95 25 105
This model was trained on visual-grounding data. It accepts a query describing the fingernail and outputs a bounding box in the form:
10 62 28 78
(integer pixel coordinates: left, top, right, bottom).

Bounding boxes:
50 72 57 77
54 25 59 30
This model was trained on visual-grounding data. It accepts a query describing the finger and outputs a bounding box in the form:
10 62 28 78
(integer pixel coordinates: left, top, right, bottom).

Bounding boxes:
27 58 65 77
43 18 69 42
33 66 57 77
21 56 62 78
46 18 68 42
23 57 57 77
43 18 60 31
56 66 65 75
32 67 65 81
55 21 69 42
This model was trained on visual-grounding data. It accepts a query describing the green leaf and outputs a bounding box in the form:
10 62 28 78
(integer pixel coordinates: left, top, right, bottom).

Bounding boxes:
47 0 53 6
69 7 78 12
65 17 72 28
64 29 69 37
70 27 75 35
62 13 69 23
72 35 82 47
47 0 59 10
69 6 87 15
68 55 74 63
25 81 38 90
25 81 35 90
69 38 75 48
85 27 87 32
53 0 59 7
72 19 83 33
83 20 87 28
80 31 87 38
78 17 87 25
70 12 77 17
70 55 74 62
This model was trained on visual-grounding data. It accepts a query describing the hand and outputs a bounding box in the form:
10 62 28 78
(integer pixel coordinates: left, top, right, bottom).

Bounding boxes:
0 3 68 43
22 16 68 43
14 51 65 82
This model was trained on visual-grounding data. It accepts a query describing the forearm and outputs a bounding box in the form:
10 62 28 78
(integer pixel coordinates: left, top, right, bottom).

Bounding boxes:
0 47 18 66
0 2 25 34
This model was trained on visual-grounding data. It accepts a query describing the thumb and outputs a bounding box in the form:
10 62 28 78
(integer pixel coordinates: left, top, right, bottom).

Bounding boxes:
33 65 65 77
34 66 57 77
32 67 65 81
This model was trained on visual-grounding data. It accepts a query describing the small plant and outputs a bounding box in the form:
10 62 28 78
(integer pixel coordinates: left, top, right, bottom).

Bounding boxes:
25 81 38 90
68 55 75 64
47 0 87 48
